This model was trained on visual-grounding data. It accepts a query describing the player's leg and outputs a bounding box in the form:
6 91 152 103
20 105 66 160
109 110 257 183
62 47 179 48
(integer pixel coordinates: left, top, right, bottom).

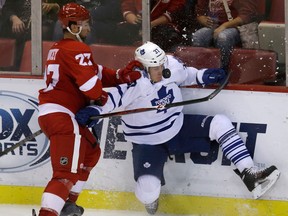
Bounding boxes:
209 114 280 199
166 115 214 155
38 113 94 216
60 126 101 216
132 143 168 215
169 114 280 199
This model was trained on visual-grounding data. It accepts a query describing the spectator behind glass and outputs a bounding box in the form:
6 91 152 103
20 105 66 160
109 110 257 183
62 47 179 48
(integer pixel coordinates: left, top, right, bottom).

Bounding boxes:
84 0 138 45
84 0 123 45
192 0 262 70
119 0 186 52
150 0 186 52
42 0 73 39
0 0 6 32
0 0 69 70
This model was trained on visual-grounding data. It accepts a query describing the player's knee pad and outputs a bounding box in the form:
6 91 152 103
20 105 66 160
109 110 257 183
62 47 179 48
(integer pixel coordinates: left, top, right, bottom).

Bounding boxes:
135 175 161 204
209 114 234 141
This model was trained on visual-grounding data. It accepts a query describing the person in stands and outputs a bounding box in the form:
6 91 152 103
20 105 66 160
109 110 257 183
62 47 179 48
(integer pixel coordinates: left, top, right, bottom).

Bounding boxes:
192 0 262 70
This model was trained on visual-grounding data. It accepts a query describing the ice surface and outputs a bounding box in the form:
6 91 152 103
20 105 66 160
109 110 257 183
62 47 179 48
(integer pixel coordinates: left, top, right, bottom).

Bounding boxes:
0 204 197 216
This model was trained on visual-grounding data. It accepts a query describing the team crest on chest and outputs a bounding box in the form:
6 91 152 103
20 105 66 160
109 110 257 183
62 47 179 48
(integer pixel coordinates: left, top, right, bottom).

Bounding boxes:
151 86 175 113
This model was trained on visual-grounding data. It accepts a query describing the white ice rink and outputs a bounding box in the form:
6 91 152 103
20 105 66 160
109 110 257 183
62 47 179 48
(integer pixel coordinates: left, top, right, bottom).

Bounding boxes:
0 204 196 216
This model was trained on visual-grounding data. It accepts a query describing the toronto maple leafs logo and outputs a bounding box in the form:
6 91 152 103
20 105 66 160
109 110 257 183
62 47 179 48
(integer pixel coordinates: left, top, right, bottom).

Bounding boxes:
151 86 175 113
143 162 151 168
140 49 145 55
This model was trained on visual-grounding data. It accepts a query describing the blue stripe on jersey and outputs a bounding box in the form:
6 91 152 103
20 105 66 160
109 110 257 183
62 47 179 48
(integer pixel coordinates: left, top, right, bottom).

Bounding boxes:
108 92 116 109
116 85 124 107
122 112 181 129
123 117 177 136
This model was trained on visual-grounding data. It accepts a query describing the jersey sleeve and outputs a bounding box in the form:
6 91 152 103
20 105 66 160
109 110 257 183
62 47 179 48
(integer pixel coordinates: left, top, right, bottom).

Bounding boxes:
95 76 149 114
166 55 198 86
179 66 199 86
96 65 120 88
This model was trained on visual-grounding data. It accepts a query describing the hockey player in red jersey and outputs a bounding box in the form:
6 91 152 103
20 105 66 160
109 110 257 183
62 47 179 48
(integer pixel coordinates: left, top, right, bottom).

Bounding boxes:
37 3 142 216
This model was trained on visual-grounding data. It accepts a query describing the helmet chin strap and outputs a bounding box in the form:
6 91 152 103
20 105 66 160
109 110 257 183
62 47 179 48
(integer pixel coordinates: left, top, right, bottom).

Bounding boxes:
66 26 83 42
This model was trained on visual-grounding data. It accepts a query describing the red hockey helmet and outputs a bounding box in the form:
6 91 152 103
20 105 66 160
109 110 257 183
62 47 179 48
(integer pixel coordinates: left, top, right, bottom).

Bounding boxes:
58 3 90 27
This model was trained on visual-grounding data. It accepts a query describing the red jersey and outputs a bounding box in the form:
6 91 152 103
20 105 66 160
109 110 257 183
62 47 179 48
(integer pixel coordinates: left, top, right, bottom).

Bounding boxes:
38 39 118 115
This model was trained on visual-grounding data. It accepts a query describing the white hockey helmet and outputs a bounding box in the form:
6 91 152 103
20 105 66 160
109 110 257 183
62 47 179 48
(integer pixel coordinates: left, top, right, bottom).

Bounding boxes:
135 41 167 69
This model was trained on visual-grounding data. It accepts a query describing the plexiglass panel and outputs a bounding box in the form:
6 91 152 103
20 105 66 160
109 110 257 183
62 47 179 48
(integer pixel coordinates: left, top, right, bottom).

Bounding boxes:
0 0 286 88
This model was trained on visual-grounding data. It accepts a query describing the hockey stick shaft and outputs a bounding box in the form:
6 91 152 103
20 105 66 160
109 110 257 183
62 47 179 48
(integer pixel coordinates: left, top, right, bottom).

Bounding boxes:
0 72 229 157
0 129 43 157
92 71 230 119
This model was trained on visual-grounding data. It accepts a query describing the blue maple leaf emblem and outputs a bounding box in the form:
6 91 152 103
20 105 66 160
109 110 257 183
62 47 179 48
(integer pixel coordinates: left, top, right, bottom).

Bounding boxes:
151 86 175 113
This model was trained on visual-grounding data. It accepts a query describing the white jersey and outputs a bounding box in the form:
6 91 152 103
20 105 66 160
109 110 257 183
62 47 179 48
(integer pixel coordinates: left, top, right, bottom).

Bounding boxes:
100 55 205 145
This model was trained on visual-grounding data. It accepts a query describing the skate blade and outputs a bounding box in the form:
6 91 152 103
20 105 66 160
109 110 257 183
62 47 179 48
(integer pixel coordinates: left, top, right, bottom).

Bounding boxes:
252 169 280 199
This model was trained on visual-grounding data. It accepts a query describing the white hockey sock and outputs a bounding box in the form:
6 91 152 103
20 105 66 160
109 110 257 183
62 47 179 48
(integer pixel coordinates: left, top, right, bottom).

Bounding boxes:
210 114 254 173
70 180 85 195
218 128 254 173
41 192 65 215
135 175 161 204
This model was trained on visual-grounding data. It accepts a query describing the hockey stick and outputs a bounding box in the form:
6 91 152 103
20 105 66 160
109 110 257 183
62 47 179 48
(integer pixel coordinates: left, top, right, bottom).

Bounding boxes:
0 72 229 157
0 129 43 157
91 71 230 119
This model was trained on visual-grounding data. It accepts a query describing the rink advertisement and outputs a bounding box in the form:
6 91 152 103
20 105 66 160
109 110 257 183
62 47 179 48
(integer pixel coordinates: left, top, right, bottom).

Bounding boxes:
0 90 49 172
0 78 288 214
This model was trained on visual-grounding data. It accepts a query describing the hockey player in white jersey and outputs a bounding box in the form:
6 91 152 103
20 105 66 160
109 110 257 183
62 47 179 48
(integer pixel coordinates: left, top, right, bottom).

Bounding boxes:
76 41 280 215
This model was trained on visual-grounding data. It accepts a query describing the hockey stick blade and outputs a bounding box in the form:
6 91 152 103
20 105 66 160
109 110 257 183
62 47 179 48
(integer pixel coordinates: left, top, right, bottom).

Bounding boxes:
91 71 230 119
0 129 43 157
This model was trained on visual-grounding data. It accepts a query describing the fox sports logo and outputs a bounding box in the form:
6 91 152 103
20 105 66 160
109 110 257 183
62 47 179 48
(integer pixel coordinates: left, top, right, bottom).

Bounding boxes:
0 91 49 173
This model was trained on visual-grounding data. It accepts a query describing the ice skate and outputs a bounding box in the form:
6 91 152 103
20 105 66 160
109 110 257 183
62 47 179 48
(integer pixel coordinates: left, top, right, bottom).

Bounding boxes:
145 198 159 215
32 209 37 216
235 165 280 199
60 201 84 216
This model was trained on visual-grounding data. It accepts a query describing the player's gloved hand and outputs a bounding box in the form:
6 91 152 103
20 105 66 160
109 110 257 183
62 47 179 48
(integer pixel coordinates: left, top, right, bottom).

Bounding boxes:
75 106 102 128
93 90 108 106
116 60 143 84
196 68 226 86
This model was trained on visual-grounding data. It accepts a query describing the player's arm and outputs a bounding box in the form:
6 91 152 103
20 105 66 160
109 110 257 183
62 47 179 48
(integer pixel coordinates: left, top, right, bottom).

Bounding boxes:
75 81 143 127
95 60 143 87
168 56 226 87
